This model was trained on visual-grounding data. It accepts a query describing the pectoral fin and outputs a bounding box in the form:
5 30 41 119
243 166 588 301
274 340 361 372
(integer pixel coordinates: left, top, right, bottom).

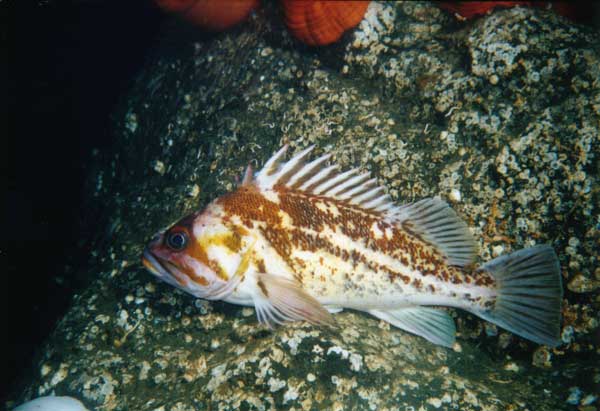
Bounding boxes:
251 273 334 328
369 307 456 347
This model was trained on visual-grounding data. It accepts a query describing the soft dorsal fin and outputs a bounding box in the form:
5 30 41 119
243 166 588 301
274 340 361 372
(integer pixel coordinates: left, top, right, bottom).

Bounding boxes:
388 198 478 267
254 144 396 213
254 145 478 266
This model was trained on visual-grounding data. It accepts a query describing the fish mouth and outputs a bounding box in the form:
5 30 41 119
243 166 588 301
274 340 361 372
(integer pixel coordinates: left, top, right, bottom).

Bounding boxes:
142 248 171 279
142 248 191 290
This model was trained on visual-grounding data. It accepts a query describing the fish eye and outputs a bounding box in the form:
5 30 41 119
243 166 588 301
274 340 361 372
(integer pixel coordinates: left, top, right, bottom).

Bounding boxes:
166 231 188 251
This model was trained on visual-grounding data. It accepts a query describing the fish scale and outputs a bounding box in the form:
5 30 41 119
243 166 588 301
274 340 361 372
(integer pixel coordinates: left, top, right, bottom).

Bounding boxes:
143 143 563 348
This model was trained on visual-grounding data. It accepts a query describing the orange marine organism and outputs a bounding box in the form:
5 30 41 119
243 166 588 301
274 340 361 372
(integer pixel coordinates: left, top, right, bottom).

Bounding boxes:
155 0 260 31
437 1 583 22
154 0 371 46
281 0 371 46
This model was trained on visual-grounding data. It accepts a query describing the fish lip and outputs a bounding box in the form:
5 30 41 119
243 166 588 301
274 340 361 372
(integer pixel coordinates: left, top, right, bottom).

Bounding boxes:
142 248 171 279
142 248 190 291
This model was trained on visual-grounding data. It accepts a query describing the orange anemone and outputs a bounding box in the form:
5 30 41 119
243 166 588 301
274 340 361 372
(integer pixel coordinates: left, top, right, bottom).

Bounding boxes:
281 0 371 46
155 0 260 31
437 2 582 22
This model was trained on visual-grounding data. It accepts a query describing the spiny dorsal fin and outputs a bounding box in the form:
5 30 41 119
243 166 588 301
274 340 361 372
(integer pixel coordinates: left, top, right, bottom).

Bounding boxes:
254 145 478 266
388 198 478 267
240 164 253 187
254 144 396 213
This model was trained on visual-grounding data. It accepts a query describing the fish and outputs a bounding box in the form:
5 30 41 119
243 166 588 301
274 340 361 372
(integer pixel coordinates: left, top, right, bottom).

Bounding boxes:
142 144 563 347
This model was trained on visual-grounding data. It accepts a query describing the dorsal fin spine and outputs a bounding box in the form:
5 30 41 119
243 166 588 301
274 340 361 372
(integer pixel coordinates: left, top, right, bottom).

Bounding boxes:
326 172 371 197
287 153 331 188
262 145 288 176
298 165 339 191
313 169 359 195
272 145 315 186
339 178 377 199
352 187 385 205
364 194 391 209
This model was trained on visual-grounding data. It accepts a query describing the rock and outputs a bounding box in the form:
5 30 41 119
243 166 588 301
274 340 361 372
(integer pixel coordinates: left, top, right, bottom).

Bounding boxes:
5 3 600 410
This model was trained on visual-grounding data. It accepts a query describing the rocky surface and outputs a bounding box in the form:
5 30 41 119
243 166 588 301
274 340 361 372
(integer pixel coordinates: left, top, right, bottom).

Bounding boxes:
6 2 600 410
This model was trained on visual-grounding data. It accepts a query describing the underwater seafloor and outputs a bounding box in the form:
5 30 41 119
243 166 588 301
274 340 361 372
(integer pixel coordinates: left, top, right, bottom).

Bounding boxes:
6 2 600 410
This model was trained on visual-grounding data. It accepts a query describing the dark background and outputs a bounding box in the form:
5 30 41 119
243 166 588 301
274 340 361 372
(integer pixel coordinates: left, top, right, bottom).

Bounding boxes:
2 0 164 401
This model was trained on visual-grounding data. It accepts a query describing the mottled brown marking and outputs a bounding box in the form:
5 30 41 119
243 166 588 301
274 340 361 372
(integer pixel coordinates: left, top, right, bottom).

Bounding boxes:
461 266 496 287
191 274 209 286
474 271 496 286
256 258 266 273
232 224 249 237
413 278 423 290
217 186 282 227
257 278 268 297
187 241 208 265
224 231 242 252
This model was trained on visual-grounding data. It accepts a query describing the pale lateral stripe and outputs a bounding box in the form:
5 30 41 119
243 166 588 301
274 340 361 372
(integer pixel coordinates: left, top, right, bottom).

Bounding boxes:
291 224 493 307
310 225 424 288
272 145 315 185
315 225 490 298
287 153 332 187
313 169 359 195
338 178 378 200
298 164 339 191
325 172 371 197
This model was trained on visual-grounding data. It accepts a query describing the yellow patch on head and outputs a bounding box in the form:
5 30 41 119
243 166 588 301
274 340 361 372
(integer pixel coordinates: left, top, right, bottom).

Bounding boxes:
200 232 241 253
196 236 230 281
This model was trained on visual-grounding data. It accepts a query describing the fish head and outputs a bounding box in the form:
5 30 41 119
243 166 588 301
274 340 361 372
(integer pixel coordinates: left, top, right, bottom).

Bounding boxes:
142 209 230 299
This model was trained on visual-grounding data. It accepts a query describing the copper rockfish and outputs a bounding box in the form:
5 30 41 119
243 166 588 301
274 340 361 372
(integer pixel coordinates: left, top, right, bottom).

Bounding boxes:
142 144 563 347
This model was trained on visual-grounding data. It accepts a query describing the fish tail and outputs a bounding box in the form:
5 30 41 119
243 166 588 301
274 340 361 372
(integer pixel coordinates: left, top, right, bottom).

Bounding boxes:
473 245 563 347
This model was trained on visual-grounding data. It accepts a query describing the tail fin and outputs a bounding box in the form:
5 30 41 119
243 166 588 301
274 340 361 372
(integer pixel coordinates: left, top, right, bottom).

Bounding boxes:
475 245 563 347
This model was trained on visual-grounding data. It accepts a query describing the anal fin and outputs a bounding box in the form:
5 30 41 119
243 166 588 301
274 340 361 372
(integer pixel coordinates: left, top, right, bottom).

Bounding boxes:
369 307 456 347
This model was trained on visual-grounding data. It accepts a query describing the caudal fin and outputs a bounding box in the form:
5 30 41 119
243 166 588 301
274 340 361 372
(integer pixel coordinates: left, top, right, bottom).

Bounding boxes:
475 245 563 347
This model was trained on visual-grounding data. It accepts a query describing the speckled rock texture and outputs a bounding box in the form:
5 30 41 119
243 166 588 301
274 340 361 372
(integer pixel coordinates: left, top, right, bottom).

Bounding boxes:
7 2 600 410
